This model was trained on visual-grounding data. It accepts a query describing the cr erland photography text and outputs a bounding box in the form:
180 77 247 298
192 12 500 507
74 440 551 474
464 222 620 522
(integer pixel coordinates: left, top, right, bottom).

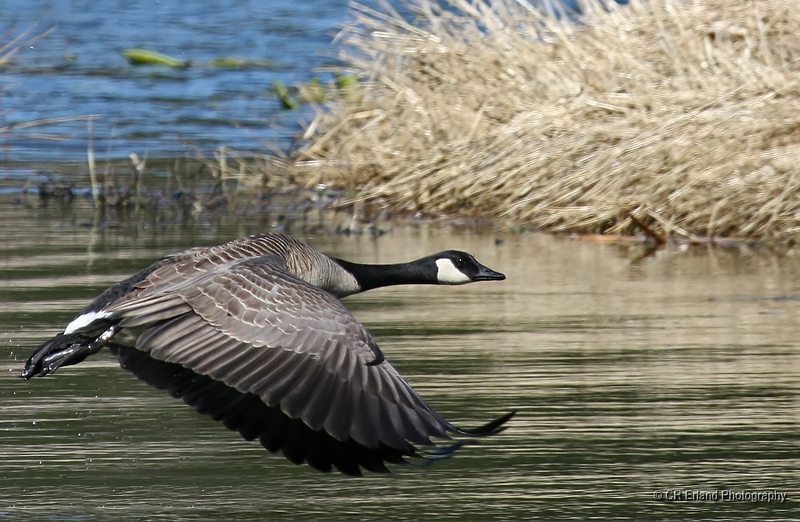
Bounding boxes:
653 489 788 503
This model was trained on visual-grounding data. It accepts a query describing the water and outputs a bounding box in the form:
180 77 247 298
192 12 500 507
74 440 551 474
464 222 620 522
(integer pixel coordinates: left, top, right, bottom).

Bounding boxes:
1 0 353 170
0 198 798 520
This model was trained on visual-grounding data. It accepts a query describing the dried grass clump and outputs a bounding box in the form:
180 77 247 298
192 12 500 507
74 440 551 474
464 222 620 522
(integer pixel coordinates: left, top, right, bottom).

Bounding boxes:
292 0 800 241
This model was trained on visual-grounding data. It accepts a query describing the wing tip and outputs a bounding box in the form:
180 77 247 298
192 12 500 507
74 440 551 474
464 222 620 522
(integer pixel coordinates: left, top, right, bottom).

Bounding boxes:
448 410 517 437
403 410 516 468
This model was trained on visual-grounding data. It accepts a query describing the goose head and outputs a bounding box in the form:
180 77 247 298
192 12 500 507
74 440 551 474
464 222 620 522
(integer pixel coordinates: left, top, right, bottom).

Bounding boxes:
430 250 506 285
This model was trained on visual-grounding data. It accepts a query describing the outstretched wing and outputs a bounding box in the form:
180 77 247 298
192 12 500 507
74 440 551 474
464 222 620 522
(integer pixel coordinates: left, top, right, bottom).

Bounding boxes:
104 256 510 473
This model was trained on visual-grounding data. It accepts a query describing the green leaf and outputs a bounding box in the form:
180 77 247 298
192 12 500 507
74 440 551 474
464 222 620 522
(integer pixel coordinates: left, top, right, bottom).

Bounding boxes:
123 48 189 68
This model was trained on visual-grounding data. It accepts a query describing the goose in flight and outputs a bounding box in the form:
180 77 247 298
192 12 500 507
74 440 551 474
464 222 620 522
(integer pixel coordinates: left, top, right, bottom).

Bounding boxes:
21 233 513 475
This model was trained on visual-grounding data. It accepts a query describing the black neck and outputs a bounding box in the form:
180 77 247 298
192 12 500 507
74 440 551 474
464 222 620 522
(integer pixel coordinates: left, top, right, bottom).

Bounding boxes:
332 258 436 292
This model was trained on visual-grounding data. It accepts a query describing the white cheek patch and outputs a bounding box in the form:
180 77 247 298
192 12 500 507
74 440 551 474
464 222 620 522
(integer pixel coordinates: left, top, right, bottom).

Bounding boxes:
64 311 110 335
435 258 471 285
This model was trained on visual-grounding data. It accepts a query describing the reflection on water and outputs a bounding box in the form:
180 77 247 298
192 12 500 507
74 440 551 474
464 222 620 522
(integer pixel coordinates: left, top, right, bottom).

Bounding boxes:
1 198 798 520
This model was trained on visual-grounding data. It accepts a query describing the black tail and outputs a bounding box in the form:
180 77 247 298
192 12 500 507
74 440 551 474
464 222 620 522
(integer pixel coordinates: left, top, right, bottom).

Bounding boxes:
21 327 118 379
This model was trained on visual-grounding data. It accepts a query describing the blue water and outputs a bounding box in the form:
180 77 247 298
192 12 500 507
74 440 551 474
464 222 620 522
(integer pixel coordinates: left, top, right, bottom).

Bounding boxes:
1 0 352 165
0 0 624 172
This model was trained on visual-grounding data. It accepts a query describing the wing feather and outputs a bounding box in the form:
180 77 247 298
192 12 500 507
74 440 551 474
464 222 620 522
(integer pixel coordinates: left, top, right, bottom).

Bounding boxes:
115 295 188 327
296 366 337 431
321 375 354 442
281 358 329 420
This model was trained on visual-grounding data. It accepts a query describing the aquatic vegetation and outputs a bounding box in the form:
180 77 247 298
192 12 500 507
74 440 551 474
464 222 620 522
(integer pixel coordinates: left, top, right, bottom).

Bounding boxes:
209 57 277 69
272 81 299 109
292 0 800 243
272 78 334 109
334 74 361 102
123 48 189 68
123 50 280 70
299 78 327 104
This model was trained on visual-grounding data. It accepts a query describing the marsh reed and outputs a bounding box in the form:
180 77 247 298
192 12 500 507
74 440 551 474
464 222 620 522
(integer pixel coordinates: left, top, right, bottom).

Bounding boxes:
291 0 800 243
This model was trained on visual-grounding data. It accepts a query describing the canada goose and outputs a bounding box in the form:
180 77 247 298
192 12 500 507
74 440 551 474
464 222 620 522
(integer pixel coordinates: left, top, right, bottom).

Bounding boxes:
21 233 512 475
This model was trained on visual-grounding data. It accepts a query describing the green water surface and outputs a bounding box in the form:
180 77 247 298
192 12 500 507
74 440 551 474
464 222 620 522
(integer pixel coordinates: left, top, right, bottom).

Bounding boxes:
0 198 797 521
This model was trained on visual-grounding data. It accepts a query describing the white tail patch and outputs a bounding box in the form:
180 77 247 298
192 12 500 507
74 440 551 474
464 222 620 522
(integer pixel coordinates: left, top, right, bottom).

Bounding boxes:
435 258 471 285
64 311 110 335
